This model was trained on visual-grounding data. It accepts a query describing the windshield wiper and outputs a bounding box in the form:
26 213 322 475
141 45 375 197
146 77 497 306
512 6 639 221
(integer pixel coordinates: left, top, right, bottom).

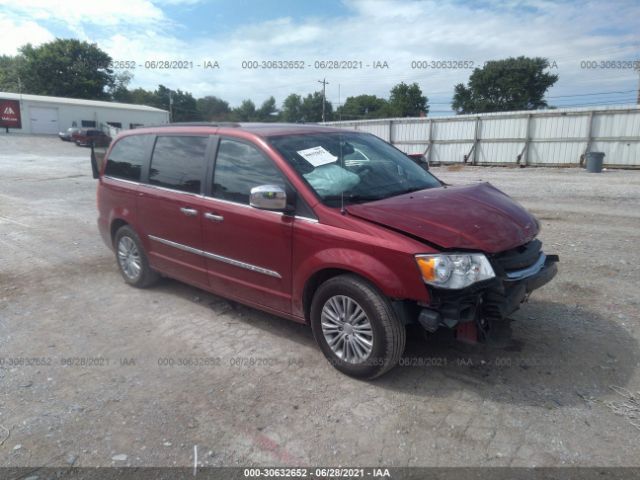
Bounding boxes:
322 193 382 204
388 186 428 197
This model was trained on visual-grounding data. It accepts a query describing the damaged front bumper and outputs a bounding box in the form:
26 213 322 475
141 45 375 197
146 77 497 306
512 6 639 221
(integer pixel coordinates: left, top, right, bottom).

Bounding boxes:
416 251 559 333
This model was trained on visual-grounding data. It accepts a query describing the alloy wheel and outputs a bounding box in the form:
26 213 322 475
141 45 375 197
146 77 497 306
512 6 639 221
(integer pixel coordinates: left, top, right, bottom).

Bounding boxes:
117 236 142 280
321 295 374 363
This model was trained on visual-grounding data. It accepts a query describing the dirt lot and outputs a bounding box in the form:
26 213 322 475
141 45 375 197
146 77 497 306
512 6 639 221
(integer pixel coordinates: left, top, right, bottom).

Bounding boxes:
1 134 639 468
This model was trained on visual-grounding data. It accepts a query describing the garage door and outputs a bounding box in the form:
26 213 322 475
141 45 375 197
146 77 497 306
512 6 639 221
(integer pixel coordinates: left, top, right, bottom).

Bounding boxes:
30 107 59 134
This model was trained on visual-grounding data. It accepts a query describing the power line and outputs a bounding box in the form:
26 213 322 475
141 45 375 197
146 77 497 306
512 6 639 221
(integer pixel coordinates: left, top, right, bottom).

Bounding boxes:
550 98 638 107
547 89 636 99
637 66 640 104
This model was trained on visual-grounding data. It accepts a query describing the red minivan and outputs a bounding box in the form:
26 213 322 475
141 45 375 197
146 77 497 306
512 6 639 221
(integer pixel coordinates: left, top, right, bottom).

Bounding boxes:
92 123 558 378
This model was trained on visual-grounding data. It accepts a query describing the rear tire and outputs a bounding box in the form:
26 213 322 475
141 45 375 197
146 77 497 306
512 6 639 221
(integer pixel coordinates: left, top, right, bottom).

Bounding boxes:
114 225 159 288
310 274 405 379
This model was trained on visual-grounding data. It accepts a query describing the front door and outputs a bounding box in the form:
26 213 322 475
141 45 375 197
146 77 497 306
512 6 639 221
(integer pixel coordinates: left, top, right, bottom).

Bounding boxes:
202 137 293 313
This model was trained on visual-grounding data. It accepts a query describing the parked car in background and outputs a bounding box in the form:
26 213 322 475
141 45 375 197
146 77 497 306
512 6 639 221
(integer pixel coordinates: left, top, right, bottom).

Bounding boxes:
75 128 111 147
58 127 81 142
92 123 558 379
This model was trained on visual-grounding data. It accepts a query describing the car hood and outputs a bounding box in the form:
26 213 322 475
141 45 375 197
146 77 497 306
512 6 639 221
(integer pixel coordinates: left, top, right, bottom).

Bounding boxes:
346 182 538 253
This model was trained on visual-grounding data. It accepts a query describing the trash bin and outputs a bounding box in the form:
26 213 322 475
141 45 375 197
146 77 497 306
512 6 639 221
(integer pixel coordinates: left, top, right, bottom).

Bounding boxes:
586 152 605 173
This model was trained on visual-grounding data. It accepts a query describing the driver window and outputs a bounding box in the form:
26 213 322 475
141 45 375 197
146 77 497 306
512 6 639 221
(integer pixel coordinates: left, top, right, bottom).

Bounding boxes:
212 138 284 204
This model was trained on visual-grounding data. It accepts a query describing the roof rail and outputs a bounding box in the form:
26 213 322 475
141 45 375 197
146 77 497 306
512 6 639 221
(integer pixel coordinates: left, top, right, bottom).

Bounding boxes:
133 122 241 129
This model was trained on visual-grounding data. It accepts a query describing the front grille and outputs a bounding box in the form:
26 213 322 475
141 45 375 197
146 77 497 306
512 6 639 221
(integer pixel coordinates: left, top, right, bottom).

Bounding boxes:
491 239 542 275
483 240 544 320
425 239 547 325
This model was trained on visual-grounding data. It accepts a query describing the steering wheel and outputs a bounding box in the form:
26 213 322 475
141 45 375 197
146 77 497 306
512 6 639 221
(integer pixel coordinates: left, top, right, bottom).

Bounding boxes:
350 163 373 176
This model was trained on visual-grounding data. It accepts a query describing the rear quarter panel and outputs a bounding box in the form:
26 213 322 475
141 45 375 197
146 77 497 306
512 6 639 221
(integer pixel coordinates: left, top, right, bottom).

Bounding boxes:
97 177 139 249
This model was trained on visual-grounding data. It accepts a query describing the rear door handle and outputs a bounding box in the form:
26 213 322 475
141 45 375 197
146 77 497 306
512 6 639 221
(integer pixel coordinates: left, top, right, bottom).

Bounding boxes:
180 207 198 217
204 212 224 222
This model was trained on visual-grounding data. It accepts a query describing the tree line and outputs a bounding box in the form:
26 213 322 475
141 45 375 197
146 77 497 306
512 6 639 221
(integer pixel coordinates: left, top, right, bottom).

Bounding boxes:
0 39 559 122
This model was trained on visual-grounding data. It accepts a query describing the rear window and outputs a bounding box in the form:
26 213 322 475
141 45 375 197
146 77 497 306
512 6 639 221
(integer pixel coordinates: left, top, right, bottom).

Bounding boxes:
148 135 209 194
104 134 151 182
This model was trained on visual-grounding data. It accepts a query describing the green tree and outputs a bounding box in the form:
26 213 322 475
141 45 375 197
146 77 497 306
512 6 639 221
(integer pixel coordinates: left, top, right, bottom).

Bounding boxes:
196 95 231 121
17 39 114 99
452 56 558 114
0 55 23 92
281 94 303 122
232 99 257 121
388 82 428 117
336 94 389 120
301 91 333 122
154 85 200 121
128 87 157 107
124 84 200 120
256 96 278 121
109 71 134 103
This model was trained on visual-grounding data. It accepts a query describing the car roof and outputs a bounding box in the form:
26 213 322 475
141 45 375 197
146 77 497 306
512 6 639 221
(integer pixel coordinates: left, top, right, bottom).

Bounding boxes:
128 122 351 138
236 123 349 137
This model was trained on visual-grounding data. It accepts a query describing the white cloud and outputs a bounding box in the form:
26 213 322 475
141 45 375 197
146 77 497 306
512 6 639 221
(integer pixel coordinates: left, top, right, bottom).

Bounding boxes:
0 0 165 28
1 0 638 112
0 14 55 55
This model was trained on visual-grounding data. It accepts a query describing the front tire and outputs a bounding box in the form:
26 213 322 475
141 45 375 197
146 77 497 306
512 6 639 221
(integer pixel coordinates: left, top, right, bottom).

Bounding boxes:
310 274 406 379
114 225 159 288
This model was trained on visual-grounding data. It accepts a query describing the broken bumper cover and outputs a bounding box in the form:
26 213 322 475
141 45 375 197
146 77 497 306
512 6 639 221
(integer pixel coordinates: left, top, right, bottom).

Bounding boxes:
418 252 559 332
486 253 558 319
525 253 558 290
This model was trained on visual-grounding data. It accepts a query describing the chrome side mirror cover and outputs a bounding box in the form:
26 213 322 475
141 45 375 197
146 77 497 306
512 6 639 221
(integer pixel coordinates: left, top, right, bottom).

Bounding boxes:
250 185 287 211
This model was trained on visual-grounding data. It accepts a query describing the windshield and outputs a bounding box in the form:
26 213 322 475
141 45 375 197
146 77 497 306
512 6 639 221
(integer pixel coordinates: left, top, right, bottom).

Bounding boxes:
269 132 441 206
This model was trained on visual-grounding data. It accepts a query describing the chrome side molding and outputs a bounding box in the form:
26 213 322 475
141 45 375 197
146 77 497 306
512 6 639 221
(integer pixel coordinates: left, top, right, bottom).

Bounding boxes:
148 235 282 279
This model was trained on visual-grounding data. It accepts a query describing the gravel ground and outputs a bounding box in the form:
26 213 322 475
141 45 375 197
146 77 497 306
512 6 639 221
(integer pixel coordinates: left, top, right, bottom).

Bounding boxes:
0 134 639 468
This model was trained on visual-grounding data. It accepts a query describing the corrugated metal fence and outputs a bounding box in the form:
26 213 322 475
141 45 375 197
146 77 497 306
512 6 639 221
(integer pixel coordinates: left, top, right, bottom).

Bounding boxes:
324 105 640 168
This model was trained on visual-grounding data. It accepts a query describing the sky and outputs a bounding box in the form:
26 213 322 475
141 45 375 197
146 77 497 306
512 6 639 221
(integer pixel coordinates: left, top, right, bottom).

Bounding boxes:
0 0 638 115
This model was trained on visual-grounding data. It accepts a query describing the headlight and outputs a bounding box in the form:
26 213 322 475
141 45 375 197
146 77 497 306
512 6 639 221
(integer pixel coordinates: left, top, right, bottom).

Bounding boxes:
415 253 495 289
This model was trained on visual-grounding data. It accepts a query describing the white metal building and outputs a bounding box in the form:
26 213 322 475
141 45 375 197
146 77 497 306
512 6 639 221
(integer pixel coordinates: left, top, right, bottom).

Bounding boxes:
324 104 640 168
0 92 169 135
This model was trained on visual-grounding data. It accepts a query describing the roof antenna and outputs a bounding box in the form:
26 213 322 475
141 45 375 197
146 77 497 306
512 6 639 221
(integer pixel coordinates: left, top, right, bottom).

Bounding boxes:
340 134 345 215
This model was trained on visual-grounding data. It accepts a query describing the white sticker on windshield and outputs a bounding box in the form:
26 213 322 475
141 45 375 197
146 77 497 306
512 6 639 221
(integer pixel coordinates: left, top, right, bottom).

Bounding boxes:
296 146 337 167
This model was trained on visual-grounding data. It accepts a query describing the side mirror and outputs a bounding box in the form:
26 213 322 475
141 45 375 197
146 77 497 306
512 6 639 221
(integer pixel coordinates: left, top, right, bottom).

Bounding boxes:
407 153 429 171
250 185 287 211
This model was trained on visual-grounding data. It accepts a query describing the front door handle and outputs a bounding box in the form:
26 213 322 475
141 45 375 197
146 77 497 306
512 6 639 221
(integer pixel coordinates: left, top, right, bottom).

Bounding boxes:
204 212 224 222
180 207 198 217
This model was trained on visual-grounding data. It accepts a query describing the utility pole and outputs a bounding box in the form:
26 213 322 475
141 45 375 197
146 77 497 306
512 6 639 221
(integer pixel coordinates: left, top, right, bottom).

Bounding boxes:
169 90 174 122
637 66 640 104
318 78 329 122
